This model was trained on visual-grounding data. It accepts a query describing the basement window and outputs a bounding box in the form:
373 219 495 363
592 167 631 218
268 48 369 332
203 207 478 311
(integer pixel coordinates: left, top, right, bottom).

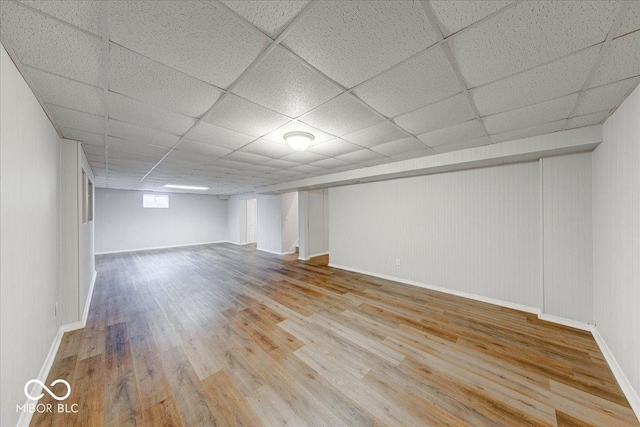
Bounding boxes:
143 194 169 209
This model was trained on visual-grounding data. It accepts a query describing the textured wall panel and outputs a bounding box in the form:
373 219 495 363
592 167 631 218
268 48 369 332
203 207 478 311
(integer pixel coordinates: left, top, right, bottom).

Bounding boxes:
95 189 228 253
329 161 541 308
593 84 640 402
542 153 593 323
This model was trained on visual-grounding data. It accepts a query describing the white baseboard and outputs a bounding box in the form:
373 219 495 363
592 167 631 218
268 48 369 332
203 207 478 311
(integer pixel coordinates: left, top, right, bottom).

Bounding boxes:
256 247 293 256
81 269 97 327
537 313 594 332
95 240 227 255
328 263 540 315
225 240 252 246
592 328 640 421
309 251 329 258
16 327 65 427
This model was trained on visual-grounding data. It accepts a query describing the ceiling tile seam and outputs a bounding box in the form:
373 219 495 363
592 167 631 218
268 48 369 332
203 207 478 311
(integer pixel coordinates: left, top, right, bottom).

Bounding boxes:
0 38 64 139
563 2 631 130
345 43 444 93
419 1 490 145
489 118 568 139
100 2 110 185
23 64 104 90
614 28 640 40
466 42 606 92
8 0 101 39
437 0 522 43
138 1 320 184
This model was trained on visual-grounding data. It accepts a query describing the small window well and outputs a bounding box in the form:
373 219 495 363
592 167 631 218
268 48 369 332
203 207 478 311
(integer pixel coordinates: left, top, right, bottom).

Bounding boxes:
143 194 169 208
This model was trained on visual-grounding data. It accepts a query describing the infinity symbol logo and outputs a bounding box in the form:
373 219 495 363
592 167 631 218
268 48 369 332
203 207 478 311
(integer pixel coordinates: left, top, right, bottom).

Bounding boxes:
24 379 71 401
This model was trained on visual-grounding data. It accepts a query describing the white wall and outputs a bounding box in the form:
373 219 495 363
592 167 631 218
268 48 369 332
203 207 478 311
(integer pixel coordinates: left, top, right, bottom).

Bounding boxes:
281 192 298 254
330 162 541 308
308 189 329 257
542 153 593 323
95 189 227 253
593 84 640 411
1 44 61 427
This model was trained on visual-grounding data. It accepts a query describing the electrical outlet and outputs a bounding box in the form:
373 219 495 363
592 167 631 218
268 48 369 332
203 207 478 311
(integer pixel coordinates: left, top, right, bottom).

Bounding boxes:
395 259 401 266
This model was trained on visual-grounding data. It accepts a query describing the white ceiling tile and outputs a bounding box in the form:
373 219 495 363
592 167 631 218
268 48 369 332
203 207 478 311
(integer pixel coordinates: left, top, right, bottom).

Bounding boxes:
223 151 272 165
566 111 608 130
449 1 619 87
108 119 180 148
262 159 300 169
19 0 102 35
25 66 103 115
432 136 489 154
616 1 640 38
166 150 211 165
483 93 578 135
109 1 270 87
394 93 475 135
301 94 383 136
187 122 255 150
262 120 334 145
308 138 362 157
309 158 352 169
336 149 386 164
220 0 310 38
241 164 280 174
207 159 254 170
279 151 327 164
430 1 512 37
109 44 221 118
232 46 341 117
391 148 435 161
240 139 295 158
107 137 169 157
61 127 104 146
353 47 461 118
179 139 234 158
283 1 437 88
371 137 428 157
0 2 102 85
575 77 640 116
108 150 160 164
418 120 485 148
47 104 104 134
589 32 640 88
341 121 409 148
109 92 195 136
289 164 324 174
205 94 291 137
471 46 600 116
490 119 566 144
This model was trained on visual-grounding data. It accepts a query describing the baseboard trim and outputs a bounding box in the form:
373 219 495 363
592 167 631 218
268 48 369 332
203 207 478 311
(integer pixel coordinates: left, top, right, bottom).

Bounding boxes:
256 247 292 256
309 251 329 258
328 263 540 315
16 326 65 427
592 328 640 421
95 240 227 255
81 269 97 327
225 241 252 246
537 313 594 332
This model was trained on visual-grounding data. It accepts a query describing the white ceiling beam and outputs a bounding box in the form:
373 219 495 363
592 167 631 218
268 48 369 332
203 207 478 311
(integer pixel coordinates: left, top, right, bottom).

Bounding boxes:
255 125 602 194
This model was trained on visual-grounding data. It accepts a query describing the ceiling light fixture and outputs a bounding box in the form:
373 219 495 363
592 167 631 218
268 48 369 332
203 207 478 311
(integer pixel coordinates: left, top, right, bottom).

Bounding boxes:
163 184 209 190
284 131 314 151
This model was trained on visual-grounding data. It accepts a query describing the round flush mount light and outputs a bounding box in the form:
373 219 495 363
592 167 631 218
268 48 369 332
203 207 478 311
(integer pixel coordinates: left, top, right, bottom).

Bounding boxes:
284 131 314 151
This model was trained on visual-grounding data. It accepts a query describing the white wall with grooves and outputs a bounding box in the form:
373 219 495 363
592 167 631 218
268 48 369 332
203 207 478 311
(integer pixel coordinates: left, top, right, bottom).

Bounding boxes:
542 153 593 323
330 161 542 308
593 84 640 408
1 44 61 427
95 189 227 253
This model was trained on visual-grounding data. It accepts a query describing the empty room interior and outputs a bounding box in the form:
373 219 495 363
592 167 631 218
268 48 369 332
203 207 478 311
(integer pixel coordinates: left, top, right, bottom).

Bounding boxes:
2 0 640 426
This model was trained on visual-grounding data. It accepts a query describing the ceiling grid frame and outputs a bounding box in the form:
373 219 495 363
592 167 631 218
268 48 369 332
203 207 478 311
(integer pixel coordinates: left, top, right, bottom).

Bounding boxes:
562 3 632 130
138 0 320 183
420 0 491 145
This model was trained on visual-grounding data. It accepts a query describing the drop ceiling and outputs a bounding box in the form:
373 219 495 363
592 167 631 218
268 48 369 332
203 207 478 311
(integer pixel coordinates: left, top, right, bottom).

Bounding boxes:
1 0 638 195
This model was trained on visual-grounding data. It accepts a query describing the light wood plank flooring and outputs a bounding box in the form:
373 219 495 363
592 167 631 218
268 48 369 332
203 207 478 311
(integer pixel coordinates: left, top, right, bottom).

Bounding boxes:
32 243 638 426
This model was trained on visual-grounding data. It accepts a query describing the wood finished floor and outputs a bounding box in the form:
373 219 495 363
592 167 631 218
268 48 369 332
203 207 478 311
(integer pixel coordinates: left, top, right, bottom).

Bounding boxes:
32 243 638 427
